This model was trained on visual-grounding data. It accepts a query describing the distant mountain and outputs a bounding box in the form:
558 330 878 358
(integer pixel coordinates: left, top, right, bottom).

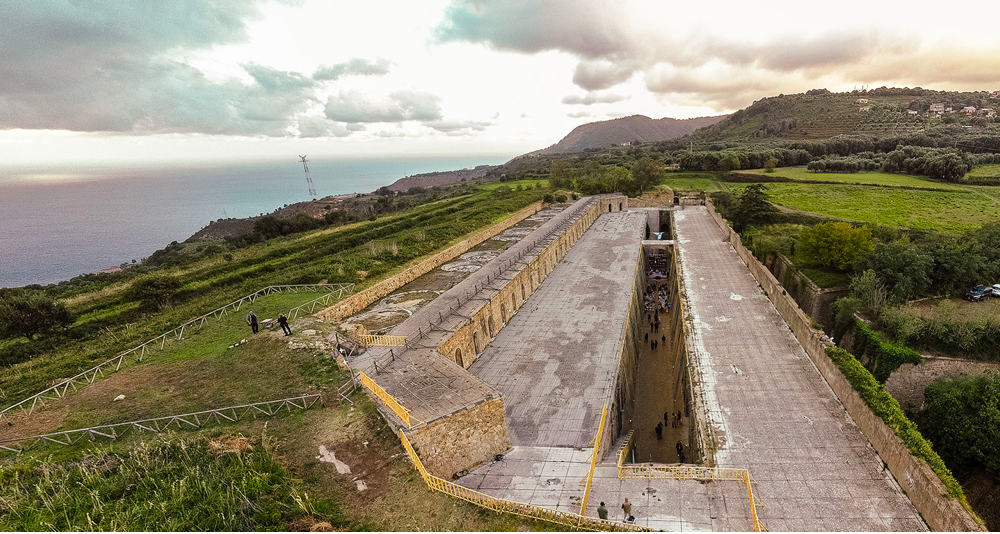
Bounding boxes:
534 114 727 154
386 165 496 191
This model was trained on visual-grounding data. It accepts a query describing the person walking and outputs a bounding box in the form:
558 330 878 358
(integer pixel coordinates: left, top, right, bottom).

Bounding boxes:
621 498 632 521
662 334 666 344
664 411 670 426
246 311 259 334
655 422 663 440
597 502 608 520
676 441 685 463
277 314 292 336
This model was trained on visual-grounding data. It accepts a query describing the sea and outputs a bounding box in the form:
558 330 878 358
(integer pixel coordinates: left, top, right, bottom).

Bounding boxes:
0 156 511 288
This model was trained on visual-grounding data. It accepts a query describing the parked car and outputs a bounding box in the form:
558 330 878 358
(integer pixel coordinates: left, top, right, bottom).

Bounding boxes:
994 283 1000 295
966 285 993 302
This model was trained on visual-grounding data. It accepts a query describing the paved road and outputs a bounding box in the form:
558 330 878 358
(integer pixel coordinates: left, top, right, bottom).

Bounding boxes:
675 206 925 531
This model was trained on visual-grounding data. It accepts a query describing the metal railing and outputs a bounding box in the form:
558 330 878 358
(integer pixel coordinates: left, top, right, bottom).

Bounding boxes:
614 431 767 532
361 198 600 377
0 394 322 454
400 431 648 532
580 404 607 515
0 284 353 422
358 372 424 428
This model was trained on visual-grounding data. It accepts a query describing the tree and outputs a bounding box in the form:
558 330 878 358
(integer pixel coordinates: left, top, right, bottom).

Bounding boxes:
718 154 741 172
631 157 666 194
763 157 779 173
798 222 874 271
128 274 183 311
917 373 1000 475
729 184 778 232
549 160 575 189
0 290 74 340
856 242 933 303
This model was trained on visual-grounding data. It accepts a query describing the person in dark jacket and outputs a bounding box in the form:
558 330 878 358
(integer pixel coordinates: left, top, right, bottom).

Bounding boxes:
246 311 258 334
277 314 292 335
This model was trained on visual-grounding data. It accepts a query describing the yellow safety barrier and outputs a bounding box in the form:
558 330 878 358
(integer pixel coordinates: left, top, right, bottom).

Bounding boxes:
356 334 407 347
358 372 423 428
615 431 768 532
399 432 649 532
580 404 607 515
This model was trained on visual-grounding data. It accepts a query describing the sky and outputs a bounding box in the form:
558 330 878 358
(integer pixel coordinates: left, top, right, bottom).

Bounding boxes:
2 0 1000 168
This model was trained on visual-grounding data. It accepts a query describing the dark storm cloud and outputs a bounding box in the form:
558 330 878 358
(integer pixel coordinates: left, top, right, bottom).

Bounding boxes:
323 90 443 123
436 1 946 111
0 1 319 135
313 58 394 81
572 59 640 91
561 92 627 105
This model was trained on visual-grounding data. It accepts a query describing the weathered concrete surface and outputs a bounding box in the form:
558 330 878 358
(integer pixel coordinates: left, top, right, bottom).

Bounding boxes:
468 211 647 448
675 206 925 532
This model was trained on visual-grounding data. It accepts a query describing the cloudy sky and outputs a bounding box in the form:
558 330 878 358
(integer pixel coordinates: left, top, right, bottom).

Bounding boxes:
2 0 999 167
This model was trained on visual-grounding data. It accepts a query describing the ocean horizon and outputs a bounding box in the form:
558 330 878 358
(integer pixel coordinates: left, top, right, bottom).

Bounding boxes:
0 155 512 288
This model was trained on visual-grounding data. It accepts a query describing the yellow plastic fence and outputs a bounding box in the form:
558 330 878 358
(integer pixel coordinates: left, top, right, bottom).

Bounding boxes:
357 372 423 428
615 431 767 532
399 432 649 532
356 334 407 347
580 404 608 515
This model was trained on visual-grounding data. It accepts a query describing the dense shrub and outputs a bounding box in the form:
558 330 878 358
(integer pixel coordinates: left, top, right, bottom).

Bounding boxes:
798 222 873 271
880 305 1000 359
917 373 1000 475
0 290 74 341
851 319 922 382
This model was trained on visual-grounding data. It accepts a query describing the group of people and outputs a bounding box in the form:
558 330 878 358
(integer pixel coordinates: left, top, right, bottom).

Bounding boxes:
245 311 293 336
596 498 634 523
643 283 671 313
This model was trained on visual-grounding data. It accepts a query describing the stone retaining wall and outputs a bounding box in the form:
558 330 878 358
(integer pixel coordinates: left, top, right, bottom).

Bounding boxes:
315 201 545 322
439 196 628 368
766 253 850 330
885 356 1000 410
704 200 981 532
407 397 509 479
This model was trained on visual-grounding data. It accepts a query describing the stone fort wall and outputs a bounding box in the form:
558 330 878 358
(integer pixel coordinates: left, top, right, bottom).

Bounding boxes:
407 397 508 479
315 200 544 323
704 201 981 532
885 356 1000 410
438 196 629 368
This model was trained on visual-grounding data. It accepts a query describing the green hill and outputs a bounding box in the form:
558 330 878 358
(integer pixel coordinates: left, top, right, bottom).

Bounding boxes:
687 88 999 143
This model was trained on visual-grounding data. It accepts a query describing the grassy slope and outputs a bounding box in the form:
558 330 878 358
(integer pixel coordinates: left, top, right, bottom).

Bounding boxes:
689 92 924 142
2 188 546 407
0 186 555 531
966 164 1000 179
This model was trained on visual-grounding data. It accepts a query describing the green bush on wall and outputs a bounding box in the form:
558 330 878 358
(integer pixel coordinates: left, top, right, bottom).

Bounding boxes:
825 347 972 513
852 319 922 382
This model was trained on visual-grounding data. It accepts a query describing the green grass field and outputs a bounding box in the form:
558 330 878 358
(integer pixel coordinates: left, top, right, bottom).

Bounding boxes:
966 164 1000 181
742 166 963 189
476 178 548 190
660 173 729 193
727 182 1000 232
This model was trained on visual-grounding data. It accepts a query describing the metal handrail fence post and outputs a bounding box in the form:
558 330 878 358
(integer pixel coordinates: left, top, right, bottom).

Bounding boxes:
0 284 354 422
0 394 322 454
